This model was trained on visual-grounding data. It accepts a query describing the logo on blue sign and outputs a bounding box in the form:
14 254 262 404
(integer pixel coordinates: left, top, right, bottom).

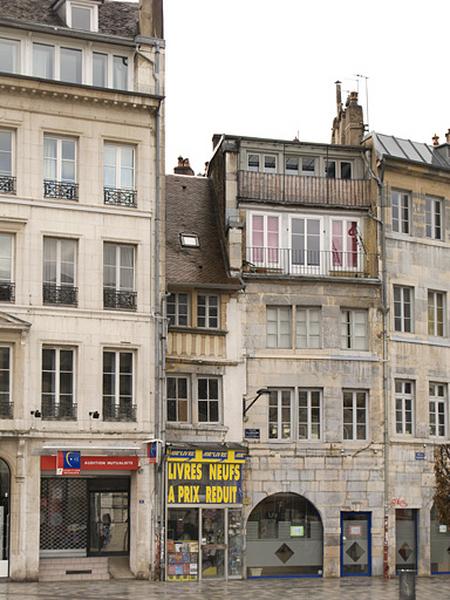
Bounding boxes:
63 451 81 469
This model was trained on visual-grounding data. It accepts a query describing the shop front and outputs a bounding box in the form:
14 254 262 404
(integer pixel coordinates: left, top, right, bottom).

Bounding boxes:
165 447 246 581
40 453 139 558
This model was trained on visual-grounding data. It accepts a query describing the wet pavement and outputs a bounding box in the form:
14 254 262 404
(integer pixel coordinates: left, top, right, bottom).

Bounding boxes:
0 576 448 600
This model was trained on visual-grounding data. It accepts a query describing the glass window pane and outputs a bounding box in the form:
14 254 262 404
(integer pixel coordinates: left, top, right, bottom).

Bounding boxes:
0 38 18 74
60 48 82 84
72 6 91 30
33 43 54 79
93 52 107 87
113 56 128 90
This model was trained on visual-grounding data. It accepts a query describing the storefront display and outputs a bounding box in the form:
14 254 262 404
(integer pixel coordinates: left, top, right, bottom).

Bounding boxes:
165 447 246 581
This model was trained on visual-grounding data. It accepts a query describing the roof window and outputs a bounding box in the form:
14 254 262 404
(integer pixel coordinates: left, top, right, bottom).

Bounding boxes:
54 1 99 32
180 233 200 248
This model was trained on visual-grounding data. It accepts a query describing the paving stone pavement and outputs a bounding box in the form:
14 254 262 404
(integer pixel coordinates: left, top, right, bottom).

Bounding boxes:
0 576 448 600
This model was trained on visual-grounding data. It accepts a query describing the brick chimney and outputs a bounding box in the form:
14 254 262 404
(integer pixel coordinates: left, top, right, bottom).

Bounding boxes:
139 0 164 38
331 83 364 146
174 157 194 176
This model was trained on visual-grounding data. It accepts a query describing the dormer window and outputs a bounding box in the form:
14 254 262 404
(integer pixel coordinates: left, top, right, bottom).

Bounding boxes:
53 0 99 32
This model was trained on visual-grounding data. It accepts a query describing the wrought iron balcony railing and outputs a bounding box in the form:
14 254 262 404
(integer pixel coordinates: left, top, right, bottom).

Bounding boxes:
44 179 78 201
104 187 137 208
41 399 77 420
244 247 378 279
0 282 15 302
103 287 137 311
238 171 372 208
43 284 78 306
0 400 13 419
102 399 136 422
0 175 16 194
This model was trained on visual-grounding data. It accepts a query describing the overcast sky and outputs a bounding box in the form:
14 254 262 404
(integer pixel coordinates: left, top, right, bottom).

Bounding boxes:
133 0 449 174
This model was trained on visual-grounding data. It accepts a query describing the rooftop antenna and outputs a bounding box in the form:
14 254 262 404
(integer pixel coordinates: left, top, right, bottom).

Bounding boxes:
355 73 370 131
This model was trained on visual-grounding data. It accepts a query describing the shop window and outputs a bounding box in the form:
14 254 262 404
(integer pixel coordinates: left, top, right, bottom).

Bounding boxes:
246 492 323 577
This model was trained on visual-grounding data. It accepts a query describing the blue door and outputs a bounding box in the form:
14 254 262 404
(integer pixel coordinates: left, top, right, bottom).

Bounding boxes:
340 512 372 577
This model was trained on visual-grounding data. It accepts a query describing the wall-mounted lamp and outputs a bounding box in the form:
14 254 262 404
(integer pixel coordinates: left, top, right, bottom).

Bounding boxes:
89 411 100 419
30 410 42 418
243 388 271 419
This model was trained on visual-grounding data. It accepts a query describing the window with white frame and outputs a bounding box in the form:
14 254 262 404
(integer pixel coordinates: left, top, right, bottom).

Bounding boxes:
331 219 359 269
391 190 410 234
32 42 83 84
298 388 321 440
60 47 82 84
103 243 136 310
291 216 321 270
247 153 277 173
249 213 279 266
166 376 189 423
104 143 135 190
197 377 220 423
0 38 19 74
0 346 11 413
428 290 446 337
343 389 368 440
197 294 219 329
393 285 413 333
325 160 352 180
429 382 447 438
266 306 291 348
425 196 442 240
44 136 76 184
268 389 292 440
93 52 107 87
70 2 97 31
41 347 75 419
103 350 135 421
33 43 54 79
296 306 321 348
167 292 189 327
43 237 77 305
0 233 13 290
395 379 414 435
0 130 13 178
113 55 129 90
340 309 368 350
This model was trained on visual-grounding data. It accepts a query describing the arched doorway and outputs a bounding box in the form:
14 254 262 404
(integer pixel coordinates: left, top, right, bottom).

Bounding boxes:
246 492 323 577
0 459 10 577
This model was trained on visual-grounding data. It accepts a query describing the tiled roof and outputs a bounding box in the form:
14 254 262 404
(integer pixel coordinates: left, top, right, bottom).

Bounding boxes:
371 132 450 169
166 175 235 287
0 0 138 39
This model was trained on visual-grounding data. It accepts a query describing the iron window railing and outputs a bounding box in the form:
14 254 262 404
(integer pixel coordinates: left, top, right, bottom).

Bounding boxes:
43 284 78 306
43 179 78 201
103 287 137 311
41 400 77 421
0 282 15 302
0 400 13 419
0 175 16 194
102 400 136 422
244 247 378 278
103 187 137 208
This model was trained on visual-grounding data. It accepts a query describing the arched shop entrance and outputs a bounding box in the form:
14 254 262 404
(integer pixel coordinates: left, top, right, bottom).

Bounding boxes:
246 492 323 577
0 460 10 577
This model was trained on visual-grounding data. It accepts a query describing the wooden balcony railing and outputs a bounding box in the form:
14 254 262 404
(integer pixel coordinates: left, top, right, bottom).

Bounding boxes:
238 171 372 208
168 328 226 359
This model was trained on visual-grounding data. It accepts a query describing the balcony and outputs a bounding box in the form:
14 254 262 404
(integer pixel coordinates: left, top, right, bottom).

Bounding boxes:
43 284 78 307
244 247 378 279
43 179 78 201
0 282 15 302
238 171 371 208
0 400 13 419
41 400 77 421
0 175 15 194
102 400 136 422
104 187 137 208
103 287 137 311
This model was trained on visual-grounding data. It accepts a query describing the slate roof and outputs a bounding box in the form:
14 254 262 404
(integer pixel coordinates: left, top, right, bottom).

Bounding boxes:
371 132 450 170
166 175 236 288
0 0 138 39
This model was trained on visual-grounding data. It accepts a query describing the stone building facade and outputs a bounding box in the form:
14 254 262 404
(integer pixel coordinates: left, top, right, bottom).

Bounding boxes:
207 134 384 577
0 0 164 581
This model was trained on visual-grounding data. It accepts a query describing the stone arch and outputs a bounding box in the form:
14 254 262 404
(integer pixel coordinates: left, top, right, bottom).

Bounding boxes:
245 491 323 578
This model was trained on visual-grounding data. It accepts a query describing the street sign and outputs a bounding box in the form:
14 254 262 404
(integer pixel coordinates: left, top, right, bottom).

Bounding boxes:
244 428 260 439
415 452 426 461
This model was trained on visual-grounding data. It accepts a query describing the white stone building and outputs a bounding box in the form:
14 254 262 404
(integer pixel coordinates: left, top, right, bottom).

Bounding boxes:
0 0 164 581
